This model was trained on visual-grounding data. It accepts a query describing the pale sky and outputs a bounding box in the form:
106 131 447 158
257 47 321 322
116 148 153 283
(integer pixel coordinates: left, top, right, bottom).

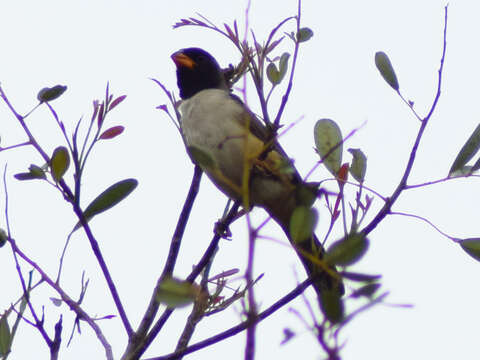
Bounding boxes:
1 1 479 359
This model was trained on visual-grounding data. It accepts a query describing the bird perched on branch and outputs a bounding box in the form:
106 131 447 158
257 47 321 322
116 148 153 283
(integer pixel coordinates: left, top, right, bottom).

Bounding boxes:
171 47 344 312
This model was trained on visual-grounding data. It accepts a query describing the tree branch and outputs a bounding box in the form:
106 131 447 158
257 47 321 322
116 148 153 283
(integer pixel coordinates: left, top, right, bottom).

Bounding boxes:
361 5 448 237
147 279 312 360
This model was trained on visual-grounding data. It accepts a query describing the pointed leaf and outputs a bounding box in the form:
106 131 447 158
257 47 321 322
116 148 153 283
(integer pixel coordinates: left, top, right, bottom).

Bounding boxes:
375 51 399 91
37 85 67 103
319 288 344 323
289 206 318 244
99 126 124 140
14 164 46 181
156 277 200 308
208 268 240 282
74 178 138 230
459 238 480 262
280 328 296 345
13 172 31 181
449 124 480 176
326 233 369 266
351 283 381 298
50 146 70 182
348 148 367 183
97 102 105 127
50 297 63 307
296 27 314 43
108 95 126 111
265 37 284 55
14 172 38 181
314 119 343 176
341 271 381 282
0 314 11 356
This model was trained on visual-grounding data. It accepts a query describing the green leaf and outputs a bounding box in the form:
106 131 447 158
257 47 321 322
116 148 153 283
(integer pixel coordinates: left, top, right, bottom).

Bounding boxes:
37 85 67 103
74 178 138 231
319 289 344 323
325 233 369 266
50 146 70 182
156 277 200 308
289 206 318 244
188 146 216 170
449 166 474 178
266 53 290 86
375 51 399 91
295 183 319 207
314 119 343 176
459 238 480 262
348 148 367 183
0 314 11 356
449 124 480 177
29 164 46 179
14 164 47 181
278 52 290 82
296 27 314 43
266 62 280 85
0 229 7 248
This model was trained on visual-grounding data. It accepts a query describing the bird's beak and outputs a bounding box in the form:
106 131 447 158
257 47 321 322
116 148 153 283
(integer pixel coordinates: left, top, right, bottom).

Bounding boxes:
171 51 196 69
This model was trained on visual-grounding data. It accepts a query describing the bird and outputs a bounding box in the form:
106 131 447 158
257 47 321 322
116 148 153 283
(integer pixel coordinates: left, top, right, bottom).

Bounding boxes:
171 47 344 309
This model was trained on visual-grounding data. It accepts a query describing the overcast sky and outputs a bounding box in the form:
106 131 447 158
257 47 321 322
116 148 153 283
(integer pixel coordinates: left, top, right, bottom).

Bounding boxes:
1 1 479 359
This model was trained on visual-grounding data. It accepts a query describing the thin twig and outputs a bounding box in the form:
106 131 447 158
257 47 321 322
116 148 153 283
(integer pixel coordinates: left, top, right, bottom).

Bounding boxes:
72 202 133 336
404 175 477 189
162 165 203 277
361 5 448 237
272 0 302 128
244 212 257 360
0 141 31 152
46 102 73 153
3 166 112 359
7 237 114 359
147 279 312 360
4 165 54 349
126 166 202 354
390 211 457 241
122 202 241 360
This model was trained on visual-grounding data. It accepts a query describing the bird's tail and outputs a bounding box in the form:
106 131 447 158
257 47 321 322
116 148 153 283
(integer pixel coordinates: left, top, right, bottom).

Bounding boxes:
260 184 345 312
278 214 345 297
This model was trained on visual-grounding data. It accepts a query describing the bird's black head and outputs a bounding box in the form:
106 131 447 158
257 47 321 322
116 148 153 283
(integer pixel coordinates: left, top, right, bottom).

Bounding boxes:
171 48 226 99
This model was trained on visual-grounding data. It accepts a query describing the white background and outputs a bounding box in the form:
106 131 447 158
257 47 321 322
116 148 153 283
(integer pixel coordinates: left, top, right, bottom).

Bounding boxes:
1 1 479 359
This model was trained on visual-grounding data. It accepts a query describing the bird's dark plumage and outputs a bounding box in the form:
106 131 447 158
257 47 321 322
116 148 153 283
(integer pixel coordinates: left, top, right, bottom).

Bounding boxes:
172 48 228 99
172 47 344 305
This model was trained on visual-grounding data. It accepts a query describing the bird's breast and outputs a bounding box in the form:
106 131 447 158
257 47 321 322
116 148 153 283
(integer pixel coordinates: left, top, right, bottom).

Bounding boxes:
179 89 296 220
179 89 254 196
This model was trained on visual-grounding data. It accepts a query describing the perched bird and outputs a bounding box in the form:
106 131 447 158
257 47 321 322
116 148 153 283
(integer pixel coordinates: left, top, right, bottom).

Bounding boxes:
171 47 343 305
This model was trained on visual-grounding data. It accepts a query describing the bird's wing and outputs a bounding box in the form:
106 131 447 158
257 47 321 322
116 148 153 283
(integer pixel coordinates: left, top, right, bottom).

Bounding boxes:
228 93 302 185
